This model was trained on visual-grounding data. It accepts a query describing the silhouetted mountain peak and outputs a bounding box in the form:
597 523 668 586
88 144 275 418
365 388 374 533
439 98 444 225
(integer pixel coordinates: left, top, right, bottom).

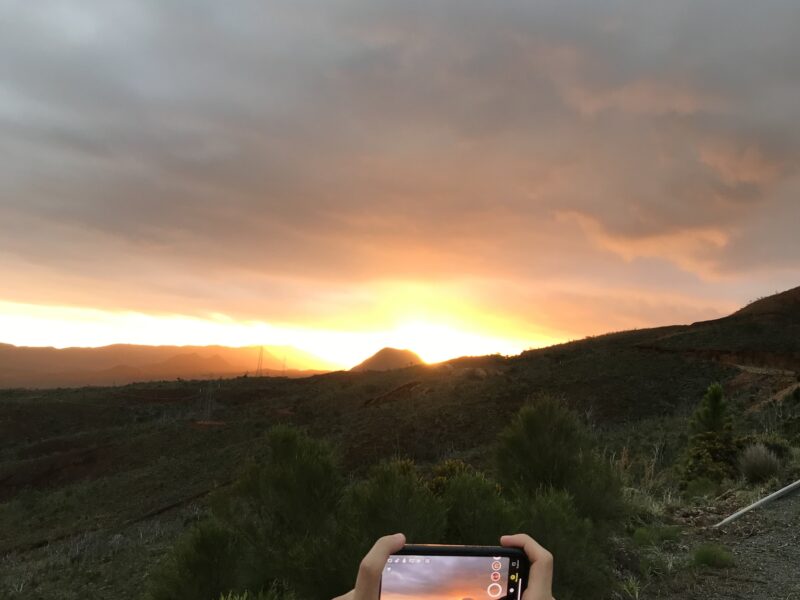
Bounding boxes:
350 347 424 372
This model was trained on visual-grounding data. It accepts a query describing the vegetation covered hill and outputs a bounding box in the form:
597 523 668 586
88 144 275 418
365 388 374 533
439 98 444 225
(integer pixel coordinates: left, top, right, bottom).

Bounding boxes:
1 287 799 598
639 285 800 370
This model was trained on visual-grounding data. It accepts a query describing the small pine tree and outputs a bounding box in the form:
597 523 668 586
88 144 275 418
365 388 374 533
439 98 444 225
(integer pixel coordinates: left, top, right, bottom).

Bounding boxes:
683 383 738 485
690 383 731 436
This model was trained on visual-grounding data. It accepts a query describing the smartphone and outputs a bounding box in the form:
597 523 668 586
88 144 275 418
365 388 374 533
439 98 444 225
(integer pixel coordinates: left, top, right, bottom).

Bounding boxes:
380 544 529 599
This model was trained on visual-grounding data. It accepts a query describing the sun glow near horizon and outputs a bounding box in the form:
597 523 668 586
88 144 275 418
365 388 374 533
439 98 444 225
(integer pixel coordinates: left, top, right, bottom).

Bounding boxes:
0 300 556 370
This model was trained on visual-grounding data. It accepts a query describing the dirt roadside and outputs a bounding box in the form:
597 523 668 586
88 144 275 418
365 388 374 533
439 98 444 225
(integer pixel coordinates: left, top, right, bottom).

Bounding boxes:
656 491 800 599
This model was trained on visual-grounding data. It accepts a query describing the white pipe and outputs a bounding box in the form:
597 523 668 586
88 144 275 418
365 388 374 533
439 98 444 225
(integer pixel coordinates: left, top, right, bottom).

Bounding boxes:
714 478 800 528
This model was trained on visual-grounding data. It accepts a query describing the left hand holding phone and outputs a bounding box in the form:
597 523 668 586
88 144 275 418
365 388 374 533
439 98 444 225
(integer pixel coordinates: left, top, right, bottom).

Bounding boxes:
332 533 406 600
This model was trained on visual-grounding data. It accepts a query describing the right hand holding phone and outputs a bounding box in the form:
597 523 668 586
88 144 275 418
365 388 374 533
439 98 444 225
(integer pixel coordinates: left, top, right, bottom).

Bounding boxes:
501 534 555 600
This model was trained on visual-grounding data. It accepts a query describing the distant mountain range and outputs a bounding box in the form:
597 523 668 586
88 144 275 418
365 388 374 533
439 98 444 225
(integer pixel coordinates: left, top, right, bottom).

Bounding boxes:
351 347 424 372
0 344 336 388
7 286 798 389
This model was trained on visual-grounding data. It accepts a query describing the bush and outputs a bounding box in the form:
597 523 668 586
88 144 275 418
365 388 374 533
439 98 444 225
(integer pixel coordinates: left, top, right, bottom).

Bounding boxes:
428 458 475 495
339 459 447 545
683 432 738 484
791 386 800 404
495 397 626 525
329 459 448 596
515 489 613 600
150 426 344 600
148 520 240 600
214 426 343 589
757 433 791 461
495 400 624 599
438 471 516 545
683 477 720 499
153 416 628 600
215 425 343 536
736 432 791 461
693 543 734 569
632 525 681 547
739 443 781 484
219 583 296 600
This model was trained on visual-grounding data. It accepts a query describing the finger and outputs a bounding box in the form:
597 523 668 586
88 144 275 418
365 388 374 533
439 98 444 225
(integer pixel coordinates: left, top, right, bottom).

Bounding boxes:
501 534 554 597
354 533 406 600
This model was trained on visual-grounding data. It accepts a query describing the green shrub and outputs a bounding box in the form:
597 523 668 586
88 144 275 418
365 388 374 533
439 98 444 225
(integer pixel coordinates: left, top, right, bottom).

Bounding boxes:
215 425 343 537
632 525 681 547
782 415 800 444
736 432 791 461
683 477 720 499
739 443 781 484
515 489 613 600
219 583 296 600
495 397 626 525
438 471 516 545
329 459 448 596
225 427 344 596
148 520 240 600
151 426 344 600
693 543 734 568
683 432 738 484
428 458 475 495
339 459 447 544
791 386 800 404
757 433 792 461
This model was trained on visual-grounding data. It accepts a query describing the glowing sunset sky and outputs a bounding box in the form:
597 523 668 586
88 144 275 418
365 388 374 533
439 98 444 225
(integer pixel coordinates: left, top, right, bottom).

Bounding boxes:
2 1 800 368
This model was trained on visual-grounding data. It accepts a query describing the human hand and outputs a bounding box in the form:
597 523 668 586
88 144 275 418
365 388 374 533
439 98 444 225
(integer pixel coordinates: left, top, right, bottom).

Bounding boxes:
501 534 555 600
332 533 406 600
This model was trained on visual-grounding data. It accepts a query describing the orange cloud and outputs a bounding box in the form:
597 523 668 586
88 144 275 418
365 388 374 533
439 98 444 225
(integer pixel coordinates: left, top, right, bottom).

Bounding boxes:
699 140 784 186
557 211 730 278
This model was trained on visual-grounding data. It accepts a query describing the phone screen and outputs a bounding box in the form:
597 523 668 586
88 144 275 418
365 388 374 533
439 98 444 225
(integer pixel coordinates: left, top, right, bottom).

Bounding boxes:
381 554 524 599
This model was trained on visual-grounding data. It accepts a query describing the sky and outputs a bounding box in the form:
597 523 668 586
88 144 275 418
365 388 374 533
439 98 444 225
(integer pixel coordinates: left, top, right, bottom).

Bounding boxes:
2 0 800 368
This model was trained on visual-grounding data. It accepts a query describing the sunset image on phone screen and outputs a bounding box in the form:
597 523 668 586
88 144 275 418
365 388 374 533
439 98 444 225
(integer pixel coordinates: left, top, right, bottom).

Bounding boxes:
381 555 513 600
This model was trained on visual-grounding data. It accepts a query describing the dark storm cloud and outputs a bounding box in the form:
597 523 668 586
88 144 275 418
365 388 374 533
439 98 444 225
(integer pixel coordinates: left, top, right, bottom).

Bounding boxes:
1 0 799 329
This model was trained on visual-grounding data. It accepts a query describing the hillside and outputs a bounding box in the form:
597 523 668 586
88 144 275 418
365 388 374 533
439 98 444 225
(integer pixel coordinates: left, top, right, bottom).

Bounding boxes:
0 343 333 388
0 286 799 598
637 285 800 371
350 347 424 372
734 285 800 318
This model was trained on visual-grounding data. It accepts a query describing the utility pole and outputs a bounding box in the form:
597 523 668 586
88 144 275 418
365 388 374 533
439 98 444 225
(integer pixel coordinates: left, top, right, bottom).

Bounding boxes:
256 346 264 377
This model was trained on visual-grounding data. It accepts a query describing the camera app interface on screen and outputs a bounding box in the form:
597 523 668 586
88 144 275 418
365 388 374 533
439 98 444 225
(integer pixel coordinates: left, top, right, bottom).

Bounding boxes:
381 554 523 599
